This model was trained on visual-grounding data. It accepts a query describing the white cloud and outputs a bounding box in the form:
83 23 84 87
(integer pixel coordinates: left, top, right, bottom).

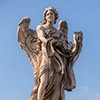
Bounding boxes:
95 93 100 100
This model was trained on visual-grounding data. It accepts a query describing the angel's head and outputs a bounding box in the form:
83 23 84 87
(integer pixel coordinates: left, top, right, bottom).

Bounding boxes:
43 7 59 24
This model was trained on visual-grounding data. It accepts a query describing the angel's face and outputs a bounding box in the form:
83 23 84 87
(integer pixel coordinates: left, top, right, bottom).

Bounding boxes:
45 10 55 24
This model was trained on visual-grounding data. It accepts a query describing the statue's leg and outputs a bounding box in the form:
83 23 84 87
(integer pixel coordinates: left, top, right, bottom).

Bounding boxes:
37 68 49 100
51 73 62 100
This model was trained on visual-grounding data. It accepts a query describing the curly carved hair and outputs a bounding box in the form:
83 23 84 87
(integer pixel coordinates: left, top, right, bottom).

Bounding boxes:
43 7 59 24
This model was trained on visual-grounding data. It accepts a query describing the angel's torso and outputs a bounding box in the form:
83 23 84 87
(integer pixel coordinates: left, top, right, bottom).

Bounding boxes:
40 24 65 39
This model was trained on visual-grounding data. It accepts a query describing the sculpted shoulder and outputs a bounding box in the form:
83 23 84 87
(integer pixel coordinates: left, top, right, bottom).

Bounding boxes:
36 25 43 31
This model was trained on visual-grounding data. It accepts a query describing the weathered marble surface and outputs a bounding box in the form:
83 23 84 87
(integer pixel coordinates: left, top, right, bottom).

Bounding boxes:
17 7 83 100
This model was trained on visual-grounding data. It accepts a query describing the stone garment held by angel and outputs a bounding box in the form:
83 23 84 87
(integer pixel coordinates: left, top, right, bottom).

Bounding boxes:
17 7 83 100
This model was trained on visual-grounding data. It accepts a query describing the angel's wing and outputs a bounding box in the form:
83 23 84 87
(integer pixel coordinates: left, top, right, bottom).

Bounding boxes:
58 20 68 34
17 17 41 84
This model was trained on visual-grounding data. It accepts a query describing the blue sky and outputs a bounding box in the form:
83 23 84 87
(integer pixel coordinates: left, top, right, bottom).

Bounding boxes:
0 0 100 100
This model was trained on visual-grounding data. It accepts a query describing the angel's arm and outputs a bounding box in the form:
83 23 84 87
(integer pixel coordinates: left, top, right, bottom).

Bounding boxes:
36 25 47 44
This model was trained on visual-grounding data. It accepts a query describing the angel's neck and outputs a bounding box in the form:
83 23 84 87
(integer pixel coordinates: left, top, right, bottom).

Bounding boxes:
45 22 54 28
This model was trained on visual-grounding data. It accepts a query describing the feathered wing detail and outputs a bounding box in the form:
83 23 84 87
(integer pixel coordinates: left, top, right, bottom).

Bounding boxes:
17 17 41 85
58 20 68 34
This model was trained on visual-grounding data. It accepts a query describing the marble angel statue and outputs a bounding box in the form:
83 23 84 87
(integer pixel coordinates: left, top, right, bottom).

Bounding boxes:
17 7 83 100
